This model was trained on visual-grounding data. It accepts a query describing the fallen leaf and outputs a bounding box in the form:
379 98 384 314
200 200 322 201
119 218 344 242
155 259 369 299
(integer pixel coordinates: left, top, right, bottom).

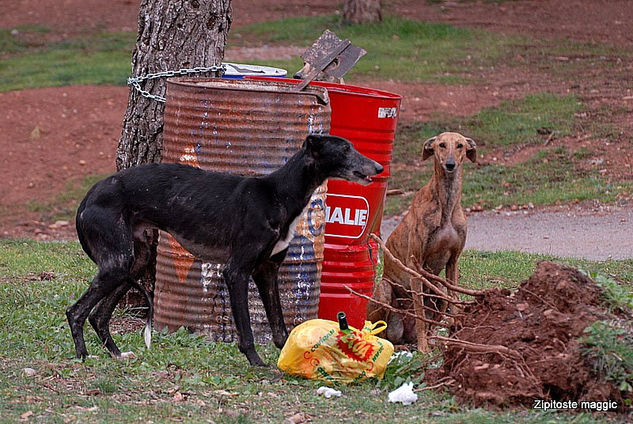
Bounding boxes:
286 412 308 424
22 368 37 377
30 127 40 140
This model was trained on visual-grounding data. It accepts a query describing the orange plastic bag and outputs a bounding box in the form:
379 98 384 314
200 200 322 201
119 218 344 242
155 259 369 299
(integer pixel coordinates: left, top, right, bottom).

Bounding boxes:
277 318 394 385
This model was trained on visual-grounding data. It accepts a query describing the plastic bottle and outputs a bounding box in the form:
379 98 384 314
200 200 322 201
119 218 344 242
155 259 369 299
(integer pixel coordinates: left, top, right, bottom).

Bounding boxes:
337 311 349 331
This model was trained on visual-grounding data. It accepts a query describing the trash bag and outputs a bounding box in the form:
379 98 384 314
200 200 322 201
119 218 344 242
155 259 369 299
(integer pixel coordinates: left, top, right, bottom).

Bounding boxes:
277 317 394 385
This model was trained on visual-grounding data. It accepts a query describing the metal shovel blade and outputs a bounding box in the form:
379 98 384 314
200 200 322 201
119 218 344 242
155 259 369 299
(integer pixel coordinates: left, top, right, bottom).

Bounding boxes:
295 29 367 90
302 30 366 79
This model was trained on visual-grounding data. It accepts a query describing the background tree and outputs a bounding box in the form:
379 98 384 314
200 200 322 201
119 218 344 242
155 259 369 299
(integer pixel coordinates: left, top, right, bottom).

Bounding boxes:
117 0 232 170
342 0 381 25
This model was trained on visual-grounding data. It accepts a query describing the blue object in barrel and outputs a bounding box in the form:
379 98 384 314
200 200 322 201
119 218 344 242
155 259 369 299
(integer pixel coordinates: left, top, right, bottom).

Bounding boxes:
222 62 287 79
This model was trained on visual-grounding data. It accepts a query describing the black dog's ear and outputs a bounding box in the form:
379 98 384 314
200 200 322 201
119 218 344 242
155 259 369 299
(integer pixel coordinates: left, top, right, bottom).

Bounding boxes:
465 137 477 163
422 136 437 161
303 134 324 159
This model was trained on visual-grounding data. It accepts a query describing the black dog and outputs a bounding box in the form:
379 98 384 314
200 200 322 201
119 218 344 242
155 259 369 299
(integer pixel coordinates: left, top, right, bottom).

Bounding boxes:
68 134 383 366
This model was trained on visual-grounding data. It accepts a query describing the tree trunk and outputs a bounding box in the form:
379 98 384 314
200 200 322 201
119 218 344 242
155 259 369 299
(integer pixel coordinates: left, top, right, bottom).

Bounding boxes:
117 0 231 304
117 0 232 170
342 0 382 25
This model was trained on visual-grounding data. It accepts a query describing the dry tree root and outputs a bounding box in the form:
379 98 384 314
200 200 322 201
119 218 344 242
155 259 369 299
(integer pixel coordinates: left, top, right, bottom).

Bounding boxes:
345 285 449 328
364 234 482 351
355 239 632 411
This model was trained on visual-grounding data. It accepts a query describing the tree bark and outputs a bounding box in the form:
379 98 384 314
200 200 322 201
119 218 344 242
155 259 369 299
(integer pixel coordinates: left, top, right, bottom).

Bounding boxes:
117 0 232 170
117 0 231 305
342 0 382 25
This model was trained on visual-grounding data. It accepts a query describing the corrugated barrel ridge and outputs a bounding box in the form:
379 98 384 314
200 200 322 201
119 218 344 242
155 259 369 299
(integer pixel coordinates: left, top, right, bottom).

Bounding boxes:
162 80 329 175
154 78 330 344
309 81 401 329
244 77 402 329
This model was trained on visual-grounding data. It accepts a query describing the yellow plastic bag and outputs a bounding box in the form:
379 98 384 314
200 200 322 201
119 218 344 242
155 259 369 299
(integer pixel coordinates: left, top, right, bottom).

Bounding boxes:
277 318 394 385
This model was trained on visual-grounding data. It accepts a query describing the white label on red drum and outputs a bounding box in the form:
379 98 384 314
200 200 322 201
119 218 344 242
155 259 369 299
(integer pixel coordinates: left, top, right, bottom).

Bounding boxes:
324 194 370 239
378 107 397 118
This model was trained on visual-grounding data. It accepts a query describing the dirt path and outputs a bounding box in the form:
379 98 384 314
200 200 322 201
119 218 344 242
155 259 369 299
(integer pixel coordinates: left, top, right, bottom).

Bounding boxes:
382 205 633 260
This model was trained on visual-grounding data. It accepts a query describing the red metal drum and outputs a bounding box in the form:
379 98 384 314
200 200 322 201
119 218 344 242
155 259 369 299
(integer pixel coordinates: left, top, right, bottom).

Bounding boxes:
312 82 401 328
248 77 401 328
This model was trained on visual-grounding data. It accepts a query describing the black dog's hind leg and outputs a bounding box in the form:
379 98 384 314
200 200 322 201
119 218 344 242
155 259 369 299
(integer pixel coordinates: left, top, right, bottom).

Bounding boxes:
252 252 289 350
88 236 155 358
66 264 131 359
88 281 133 358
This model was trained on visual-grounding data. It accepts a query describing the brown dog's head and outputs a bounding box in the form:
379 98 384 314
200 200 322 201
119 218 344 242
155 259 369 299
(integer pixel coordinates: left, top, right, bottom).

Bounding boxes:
422 132 476 173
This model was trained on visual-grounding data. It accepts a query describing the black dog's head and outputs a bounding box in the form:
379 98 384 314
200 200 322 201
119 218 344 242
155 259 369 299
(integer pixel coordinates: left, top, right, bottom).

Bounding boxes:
303 134 383 185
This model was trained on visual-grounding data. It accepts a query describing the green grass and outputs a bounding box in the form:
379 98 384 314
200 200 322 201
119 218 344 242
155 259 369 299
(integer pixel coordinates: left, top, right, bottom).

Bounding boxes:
0 240 631 422
385 92 632 215
24 174 108 223
590 272 633 313
0 25 52 56
394 93 581 164
510 37 633 89
0 31 134 92
463 147 626 208
387 145 631 215
467 93 580 147
230 15 520 83
461 250 633 291
580 320 633 394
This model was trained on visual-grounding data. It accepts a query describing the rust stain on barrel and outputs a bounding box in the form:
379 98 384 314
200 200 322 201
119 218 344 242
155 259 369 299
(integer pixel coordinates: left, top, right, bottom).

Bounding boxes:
154 78 330 344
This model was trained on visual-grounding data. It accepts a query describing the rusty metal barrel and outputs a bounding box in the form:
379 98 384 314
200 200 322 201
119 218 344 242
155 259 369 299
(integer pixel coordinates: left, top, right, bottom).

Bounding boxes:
153 78 330 344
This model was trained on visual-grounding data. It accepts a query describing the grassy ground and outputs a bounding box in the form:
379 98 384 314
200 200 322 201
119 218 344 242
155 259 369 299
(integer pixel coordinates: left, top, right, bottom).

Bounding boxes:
1 14 632 422
229 15 521 84
0 16 514 91
0 27 134 91
386 92 632 214
3 16 631 221
1 240 631 423
24 174 108 223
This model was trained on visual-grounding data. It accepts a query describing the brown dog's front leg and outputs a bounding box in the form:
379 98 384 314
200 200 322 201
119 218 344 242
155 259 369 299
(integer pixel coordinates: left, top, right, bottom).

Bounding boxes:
223 264 267 367
444 257 459 311
410 276 429 352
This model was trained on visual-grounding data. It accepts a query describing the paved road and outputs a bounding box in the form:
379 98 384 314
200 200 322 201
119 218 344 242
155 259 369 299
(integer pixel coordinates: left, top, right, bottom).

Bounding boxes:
381 206 633 261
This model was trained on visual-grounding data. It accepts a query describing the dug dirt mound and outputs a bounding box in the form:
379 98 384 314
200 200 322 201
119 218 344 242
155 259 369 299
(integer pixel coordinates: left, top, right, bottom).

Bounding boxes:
429 261 631 411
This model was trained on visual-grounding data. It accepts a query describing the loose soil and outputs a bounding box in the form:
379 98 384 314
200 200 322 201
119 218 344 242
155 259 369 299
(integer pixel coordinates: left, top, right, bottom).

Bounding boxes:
4 1 632 47
427 261 632 411
1 0 632 250
0 86 125 239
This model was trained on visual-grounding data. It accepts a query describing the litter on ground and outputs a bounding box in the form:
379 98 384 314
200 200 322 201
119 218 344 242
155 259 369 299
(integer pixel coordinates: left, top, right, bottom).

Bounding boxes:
388 382 418 405
316 386 342 399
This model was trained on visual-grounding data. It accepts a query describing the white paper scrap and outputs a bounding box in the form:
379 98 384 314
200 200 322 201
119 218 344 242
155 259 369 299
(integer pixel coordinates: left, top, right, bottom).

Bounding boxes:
388 382 418 405
316 386 342 399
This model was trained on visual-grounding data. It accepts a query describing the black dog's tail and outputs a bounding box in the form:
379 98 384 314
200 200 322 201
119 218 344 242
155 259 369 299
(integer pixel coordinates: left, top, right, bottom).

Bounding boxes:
75 196 98 265
130 281 154 349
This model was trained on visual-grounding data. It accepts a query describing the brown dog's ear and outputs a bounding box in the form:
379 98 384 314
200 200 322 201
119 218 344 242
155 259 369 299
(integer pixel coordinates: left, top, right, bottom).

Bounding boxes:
422 136 437 161
465 137 477 162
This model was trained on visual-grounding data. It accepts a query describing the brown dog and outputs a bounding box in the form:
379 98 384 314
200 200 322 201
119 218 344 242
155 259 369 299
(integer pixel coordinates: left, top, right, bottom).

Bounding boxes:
367 132 476 351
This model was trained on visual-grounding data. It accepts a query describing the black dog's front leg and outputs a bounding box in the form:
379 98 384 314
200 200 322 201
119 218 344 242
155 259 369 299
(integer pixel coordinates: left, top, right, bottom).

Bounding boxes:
222 262 266 367
253 251 289 350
